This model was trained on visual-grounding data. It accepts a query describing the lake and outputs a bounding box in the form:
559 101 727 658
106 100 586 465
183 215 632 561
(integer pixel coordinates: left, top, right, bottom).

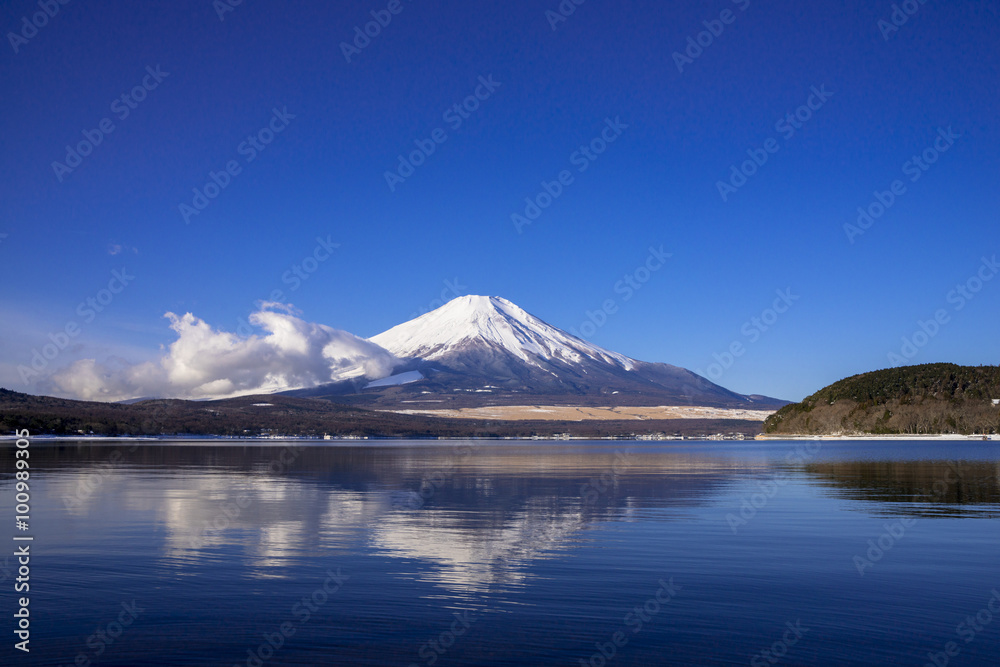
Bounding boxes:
2 439 999 666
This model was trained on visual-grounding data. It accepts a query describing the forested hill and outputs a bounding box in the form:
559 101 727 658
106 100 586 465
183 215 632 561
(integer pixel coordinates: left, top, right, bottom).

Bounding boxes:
763 363 1000 435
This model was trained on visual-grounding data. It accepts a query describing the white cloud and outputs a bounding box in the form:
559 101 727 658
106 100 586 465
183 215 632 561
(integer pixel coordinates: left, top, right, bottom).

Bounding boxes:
42 304 398 401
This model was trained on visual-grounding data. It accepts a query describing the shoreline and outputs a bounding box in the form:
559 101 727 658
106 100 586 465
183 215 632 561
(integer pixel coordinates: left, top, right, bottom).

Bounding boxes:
1 433 996 443
756 433 997 441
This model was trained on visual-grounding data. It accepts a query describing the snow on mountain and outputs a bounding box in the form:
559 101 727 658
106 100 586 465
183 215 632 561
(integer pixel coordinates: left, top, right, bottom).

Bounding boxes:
371 295 635 371
282 295 786 409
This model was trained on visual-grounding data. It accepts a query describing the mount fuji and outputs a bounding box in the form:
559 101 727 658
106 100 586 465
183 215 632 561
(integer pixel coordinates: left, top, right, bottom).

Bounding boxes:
287 295 785 409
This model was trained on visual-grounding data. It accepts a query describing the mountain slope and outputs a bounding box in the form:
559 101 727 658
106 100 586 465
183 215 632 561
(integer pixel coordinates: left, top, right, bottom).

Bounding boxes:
298 295 785 409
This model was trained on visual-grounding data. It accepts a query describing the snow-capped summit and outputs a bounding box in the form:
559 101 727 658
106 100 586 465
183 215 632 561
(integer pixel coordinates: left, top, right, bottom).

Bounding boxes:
283 295 786 408
357 295 777 408
371 295 635 371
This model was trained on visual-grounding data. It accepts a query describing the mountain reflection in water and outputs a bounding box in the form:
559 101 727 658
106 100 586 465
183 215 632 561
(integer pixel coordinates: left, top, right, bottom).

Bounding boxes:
3 439 999 666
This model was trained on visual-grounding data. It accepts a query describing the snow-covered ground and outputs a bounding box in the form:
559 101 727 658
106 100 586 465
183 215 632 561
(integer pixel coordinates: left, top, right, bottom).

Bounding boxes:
381 404 777 422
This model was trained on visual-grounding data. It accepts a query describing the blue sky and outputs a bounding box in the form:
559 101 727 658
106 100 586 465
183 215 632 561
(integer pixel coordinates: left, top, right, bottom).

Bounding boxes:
1 0 998 401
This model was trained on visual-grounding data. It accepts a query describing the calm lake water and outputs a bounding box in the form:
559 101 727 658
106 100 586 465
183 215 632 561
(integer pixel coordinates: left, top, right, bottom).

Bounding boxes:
2 439 999 666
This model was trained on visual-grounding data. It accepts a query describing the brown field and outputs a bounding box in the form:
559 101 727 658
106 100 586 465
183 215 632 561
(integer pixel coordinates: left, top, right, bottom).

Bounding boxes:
383 405 777 422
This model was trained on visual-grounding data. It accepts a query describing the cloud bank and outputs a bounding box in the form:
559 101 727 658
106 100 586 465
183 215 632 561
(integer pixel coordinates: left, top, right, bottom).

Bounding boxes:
44 304 398 401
